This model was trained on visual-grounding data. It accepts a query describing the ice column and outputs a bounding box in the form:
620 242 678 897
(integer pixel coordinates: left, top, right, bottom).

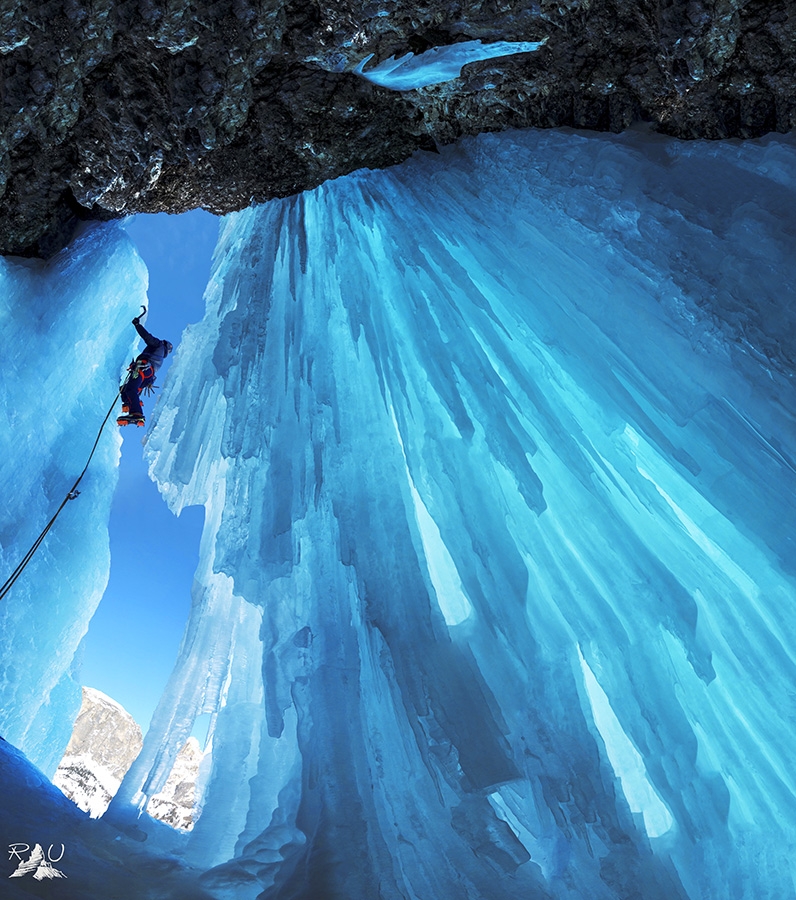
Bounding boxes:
0 224 148 774
144 128 796 900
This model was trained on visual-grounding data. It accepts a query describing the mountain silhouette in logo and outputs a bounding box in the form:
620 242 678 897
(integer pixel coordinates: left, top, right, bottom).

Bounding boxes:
9 844 66 880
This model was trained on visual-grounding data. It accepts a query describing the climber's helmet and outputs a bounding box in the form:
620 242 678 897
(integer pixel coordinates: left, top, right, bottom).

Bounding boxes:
164 340 174 356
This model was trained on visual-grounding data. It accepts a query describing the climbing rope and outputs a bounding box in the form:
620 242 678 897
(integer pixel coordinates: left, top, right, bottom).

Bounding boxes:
0 390 121 603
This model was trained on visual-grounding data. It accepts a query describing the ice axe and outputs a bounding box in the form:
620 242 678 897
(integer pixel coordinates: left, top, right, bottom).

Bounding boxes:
133 304 147 325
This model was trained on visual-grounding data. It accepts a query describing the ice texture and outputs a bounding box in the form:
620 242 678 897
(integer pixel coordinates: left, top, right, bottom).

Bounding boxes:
132 128 796 899
353 39 547 90
0 224 148 775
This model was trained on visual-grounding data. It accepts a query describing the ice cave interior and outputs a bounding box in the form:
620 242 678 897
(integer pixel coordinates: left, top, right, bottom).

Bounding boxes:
1 125 795 900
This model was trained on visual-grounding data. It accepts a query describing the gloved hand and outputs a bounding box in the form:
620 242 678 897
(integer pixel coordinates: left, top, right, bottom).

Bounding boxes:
132 317 140 325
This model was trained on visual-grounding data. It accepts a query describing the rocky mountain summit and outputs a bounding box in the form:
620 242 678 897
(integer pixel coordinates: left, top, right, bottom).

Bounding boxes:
53 687 144 818
1 0 794 258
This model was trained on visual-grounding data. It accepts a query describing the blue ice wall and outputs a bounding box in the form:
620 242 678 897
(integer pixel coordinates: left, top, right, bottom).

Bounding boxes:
0 224 148 774
133 127 796 900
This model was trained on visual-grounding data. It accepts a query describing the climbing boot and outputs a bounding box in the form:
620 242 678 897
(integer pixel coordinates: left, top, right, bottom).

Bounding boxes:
117 413 145 427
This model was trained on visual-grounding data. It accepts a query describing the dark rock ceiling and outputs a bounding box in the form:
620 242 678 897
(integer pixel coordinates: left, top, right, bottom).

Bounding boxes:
1 0 793 257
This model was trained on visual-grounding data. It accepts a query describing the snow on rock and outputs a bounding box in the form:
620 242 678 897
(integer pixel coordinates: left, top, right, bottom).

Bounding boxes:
53 687 205 832
53 687 143 818
146 737 205 831
60 688 143 782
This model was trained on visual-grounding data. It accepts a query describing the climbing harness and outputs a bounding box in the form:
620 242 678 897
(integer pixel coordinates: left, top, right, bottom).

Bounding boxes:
128 359 155 379
0 391 121 603
124 359 157 397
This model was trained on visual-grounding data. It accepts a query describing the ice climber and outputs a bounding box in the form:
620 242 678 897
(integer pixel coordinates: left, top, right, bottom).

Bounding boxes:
117 309 173 427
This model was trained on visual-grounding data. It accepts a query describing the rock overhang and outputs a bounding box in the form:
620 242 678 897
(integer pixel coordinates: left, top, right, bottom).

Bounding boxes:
1 0 793 257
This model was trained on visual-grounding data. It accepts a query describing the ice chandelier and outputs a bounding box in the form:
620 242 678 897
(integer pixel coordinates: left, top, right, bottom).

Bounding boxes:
142 128 796 898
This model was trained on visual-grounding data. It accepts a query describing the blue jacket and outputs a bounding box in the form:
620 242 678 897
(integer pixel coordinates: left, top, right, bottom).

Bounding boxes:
133 320 171 371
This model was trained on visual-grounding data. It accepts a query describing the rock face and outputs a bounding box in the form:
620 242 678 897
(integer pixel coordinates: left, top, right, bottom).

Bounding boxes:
53 687 144 818
1 0 794 258
146 737 205 832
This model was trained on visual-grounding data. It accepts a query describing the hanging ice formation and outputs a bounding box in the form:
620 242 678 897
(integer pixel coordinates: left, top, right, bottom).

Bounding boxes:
0 224 148 776
353 39 548 91
116 127 795 900
2 125 796 900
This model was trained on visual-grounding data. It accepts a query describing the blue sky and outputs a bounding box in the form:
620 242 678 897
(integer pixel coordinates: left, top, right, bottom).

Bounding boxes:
79 210 219 732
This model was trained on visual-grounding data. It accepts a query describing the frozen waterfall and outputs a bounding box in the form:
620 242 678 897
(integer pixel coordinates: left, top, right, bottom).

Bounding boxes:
3 126 796 899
